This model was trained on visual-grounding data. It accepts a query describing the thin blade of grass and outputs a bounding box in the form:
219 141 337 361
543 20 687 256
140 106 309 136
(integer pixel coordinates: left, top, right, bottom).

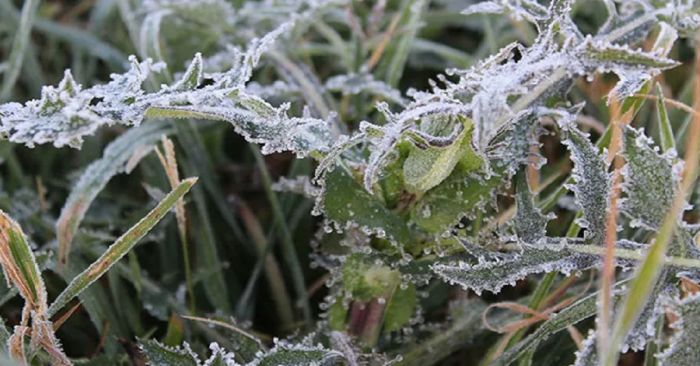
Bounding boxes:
56 121 171 268
155 136 194 313
0 0 40 101
656 84 675 153
381 0 427 87
47 177 198 318
250 145 311 325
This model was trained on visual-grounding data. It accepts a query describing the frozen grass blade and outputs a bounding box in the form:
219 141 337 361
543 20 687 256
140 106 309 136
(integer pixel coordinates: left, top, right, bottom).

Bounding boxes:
250 145 311 325
655 84 675 153
0 0 40 101
48 177 198 318
56 121 171 268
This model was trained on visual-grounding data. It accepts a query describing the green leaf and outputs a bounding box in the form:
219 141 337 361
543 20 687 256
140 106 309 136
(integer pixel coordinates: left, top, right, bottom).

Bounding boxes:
410 165 501 234
139 339 199 366
48 178 198 317
403 116 479 194
621 126 679 231
514 172 550 243
321 167 410 244
384 282 416 332
255 342 344 366
560 123 610 243
433 239 594 295
342 254 400 302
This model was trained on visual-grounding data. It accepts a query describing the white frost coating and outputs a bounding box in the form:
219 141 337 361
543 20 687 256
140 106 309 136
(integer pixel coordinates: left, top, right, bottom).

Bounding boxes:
572 329 597 366
620 126 682 231
658 292 700 365
461 0 549 25
325 73 406 105
203 343 241 366
560 123 611 243
0 21 334 157
432 238 595 295
272 176 321 198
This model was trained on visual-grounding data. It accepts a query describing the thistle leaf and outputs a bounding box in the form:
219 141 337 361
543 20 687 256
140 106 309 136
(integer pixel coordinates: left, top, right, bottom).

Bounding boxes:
403 116 478 194
560 123 610 243
620 126 680 230
139 339 200 366
320 167 410 244
433 239 595 295
658 293 700 365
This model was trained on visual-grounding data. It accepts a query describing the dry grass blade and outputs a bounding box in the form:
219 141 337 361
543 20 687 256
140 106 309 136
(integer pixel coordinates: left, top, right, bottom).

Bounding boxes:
154 136 194 312
47 177 198 318
597 98 631 359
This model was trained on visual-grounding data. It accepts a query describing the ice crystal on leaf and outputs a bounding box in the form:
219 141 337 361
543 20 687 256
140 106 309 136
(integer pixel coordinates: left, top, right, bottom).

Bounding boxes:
140 338 345 366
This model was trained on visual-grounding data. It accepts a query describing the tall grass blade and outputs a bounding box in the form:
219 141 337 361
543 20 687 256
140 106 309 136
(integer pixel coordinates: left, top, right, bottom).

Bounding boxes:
56 121 171 268
0 0 40 101
48 177 198 318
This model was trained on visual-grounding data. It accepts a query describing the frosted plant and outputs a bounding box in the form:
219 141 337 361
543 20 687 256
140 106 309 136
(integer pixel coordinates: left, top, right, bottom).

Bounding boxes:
3 0 700 364
0 23 334 156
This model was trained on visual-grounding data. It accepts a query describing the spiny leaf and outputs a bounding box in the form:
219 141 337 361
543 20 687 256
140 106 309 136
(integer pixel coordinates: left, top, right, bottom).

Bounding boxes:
560 123 610 243
253 340 344 366
576 36 679 101
514 172 550 243
433 239 595 296
620 126 680 231
658 293 700 365
139 339 200 366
